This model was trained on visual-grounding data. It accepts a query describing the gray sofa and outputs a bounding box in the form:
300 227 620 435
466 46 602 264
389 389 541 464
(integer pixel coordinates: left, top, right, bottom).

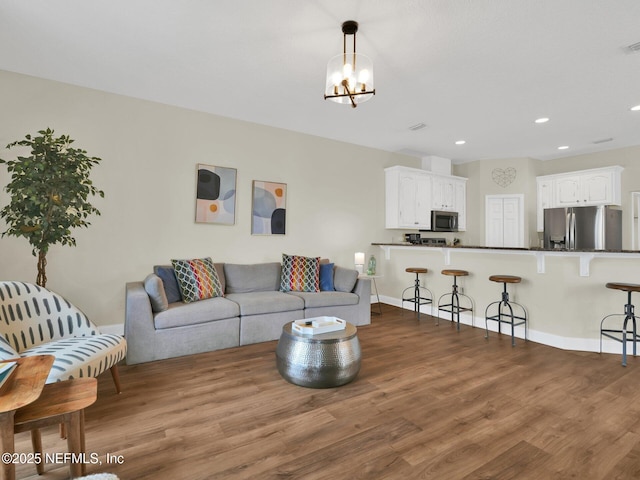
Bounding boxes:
125 262 371 364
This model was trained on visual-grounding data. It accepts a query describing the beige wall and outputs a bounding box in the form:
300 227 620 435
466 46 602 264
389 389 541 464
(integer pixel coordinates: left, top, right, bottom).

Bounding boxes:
453 157 541 247
1 68 639 350
453 147 640 249
377 147 640 352
0 70 408 327
538 147 640 247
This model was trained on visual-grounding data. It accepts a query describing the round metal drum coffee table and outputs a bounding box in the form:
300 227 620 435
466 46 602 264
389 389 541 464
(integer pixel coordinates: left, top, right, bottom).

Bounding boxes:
276 321 361 388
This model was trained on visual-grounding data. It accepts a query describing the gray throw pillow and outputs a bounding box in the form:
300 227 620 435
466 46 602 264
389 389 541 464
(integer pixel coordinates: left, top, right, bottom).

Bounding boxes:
144 273 169 312
334 266 358 293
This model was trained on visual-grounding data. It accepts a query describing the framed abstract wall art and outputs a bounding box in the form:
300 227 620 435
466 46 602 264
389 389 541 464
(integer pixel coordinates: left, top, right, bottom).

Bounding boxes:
195 164 237 224
251 181 286 235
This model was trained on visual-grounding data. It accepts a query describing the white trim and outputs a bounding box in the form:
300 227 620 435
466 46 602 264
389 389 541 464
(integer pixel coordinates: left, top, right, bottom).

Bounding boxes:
377 295 630 355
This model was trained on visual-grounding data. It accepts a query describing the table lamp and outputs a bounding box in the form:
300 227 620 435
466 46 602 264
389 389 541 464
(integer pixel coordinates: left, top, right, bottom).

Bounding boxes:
354 252 365 274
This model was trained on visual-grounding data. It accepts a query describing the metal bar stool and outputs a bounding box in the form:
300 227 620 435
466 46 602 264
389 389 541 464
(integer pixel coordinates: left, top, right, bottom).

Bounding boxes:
600 282 640 367
401 267 433 320
485 275 527 346
437 269 474 330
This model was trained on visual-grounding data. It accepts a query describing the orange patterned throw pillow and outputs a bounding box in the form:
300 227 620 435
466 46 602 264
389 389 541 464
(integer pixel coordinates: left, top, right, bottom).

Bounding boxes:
171 257 224 303
279 254 320 292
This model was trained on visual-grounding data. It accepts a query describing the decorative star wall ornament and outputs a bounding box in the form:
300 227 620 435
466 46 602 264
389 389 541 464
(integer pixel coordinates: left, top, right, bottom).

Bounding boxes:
492 167 516 188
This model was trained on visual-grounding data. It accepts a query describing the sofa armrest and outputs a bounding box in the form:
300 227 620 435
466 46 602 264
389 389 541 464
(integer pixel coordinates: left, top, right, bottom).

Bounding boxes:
353 276 371 301
125 281 156 364
349 276 372 326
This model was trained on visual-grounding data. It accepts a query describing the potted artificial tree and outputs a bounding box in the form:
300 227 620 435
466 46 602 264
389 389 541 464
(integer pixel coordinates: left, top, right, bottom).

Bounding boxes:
0 128 104 287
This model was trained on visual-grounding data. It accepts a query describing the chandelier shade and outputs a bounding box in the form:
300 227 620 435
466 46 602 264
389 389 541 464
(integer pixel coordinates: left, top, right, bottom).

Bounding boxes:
324 21 375 108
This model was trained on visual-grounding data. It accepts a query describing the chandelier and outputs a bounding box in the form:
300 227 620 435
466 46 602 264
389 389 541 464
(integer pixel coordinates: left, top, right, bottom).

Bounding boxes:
324 20 375 108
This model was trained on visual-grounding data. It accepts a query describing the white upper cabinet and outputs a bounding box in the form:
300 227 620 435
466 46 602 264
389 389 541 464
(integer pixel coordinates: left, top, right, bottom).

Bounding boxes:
397 171 432 229
431 175 467 230
536 166 623 231
432 176 456 210
536 177 554 231
386 167 433 229
385 166 467 231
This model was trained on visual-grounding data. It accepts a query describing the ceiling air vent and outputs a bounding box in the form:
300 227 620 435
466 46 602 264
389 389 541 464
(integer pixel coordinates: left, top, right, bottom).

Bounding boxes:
626 41 640 53
408 123 427 131
593 137 613 144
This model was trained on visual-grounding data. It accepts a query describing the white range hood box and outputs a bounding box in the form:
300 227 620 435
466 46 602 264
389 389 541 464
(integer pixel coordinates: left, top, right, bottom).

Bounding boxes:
421 155 452 176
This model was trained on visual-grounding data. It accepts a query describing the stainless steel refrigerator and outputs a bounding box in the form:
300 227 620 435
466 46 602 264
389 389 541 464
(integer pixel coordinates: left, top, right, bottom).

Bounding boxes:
543 205 622 250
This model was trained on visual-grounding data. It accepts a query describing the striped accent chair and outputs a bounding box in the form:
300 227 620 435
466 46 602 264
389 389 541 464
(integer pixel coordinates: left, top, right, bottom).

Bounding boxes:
0 281 127 393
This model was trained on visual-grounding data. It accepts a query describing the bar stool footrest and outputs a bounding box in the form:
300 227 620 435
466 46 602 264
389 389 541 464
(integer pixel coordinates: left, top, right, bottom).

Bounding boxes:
601 330 640 342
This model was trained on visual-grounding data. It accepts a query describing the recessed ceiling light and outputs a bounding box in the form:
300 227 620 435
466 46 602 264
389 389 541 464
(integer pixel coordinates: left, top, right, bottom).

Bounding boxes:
631 105 640 111
558 145 569 150
455 140 466 145
535 117 550 124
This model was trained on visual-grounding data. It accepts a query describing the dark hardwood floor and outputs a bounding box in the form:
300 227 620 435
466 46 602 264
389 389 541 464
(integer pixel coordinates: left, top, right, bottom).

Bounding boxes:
14 305 640 479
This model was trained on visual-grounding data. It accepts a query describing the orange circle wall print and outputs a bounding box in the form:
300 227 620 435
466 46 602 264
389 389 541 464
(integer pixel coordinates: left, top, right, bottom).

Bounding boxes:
252 180 287 235
195 164 237 224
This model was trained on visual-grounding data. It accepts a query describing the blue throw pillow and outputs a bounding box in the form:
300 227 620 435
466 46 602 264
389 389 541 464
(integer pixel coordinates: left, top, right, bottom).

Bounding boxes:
319 263 335 291
153 265 182 303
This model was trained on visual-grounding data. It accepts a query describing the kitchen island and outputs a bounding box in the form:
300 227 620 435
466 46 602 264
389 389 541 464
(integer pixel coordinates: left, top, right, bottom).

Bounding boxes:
373 243 640 277
369 242 640 357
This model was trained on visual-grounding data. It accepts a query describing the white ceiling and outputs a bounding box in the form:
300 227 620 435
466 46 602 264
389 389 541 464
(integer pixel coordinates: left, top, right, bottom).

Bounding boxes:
1 0 639 163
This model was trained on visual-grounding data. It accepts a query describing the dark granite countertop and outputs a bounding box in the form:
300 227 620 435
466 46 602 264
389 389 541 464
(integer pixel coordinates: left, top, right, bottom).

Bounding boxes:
371 243 640 254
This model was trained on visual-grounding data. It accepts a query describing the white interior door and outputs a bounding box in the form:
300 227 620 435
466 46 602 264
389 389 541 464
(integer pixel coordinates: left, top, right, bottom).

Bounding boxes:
485 195 524 247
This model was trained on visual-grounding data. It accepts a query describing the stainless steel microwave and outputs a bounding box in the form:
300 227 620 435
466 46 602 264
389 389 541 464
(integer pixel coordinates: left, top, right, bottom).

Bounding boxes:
431 210 458 232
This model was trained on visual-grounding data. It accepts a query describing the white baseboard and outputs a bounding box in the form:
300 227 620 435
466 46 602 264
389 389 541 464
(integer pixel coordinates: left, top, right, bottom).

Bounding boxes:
378 295 626 355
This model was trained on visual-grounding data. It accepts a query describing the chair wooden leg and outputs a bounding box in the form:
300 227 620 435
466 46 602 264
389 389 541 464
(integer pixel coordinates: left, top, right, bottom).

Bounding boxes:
60 422 66 439
110 365 122 394
30 429 44 475
65 412 83 479
1 412 16 480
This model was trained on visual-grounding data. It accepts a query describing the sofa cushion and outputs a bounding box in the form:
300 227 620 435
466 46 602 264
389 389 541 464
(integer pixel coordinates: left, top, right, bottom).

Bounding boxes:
279 254 320 292
334 266 359 293
153 265 182 303
153 297 240 330
225 291 304 316
21 333 127 384
171 257 224 303
144 273 169 312
224 263 281 294
286 291 358 308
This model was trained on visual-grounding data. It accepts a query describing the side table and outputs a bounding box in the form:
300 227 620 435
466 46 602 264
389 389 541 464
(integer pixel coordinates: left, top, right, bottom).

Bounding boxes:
0 355 54 480
14 377 98 478
359 274 383 316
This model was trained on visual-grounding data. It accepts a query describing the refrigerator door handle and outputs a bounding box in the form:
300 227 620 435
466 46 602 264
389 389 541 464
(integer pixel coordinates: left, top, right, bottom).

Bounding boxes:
569 210 576 250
